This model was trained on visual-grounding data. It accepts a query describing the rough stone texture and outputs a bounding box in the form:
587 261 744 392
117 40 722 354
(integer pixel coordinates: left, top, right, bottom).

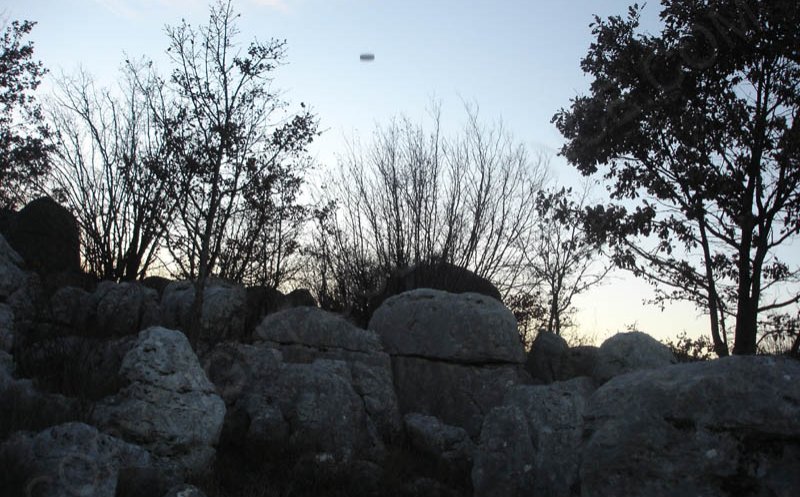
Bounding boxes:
492 377 596 497
3 197 80 277
92 327 226 478
391 356 523 438
0 422 154 497
525 331 569 383
592 331 676 383
0 303 13 352
285 288 317 308
255 307 401 443
161 280 246 344
46 285 91 334
581 356 800 497
404 413 474 476
563 345 600 380
87 281 162 338
471 405 535 497
163 484 207 497
0 233 27 298
370 289 524 364
232 358 377 463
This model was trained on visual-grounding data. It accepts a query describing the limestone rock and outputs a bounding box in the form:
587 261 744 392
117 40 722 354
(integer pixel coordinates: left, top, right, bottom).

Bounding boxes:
370 288 524 364
404 413 474 476
525 331 569 383
581 356 800 497
592 331 676 383
0 303 13 352
255 307 401 443
471 405 535 497
161 280 246 344
0 422 154 497
88 280 161 338
92 327 226 478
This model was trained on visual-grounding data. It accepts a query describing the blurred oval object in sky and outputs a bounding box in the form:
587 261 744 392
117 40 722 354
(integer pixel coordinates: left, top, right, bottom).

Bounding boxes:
359 53 375 61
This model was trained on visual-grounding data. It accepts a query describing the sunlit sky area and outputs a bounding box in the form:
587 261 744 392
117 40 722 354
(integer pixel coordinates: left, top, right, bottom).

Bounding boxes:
3 0 714 343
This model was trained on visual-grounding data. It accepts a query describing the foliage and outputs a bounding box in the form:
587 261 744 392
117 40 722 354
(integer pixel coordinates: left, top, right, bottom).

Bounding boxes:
0 20 50 209
665 331 714 362
553 0 800 355
521 185 612 336
158 0 317 291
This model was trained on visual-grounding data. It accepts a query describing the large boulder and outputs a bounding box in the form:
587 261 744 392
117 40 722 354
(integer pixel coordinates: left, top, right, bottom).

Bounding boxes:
525 331 570 383
254 307 401 443
0 422 158 497
580 356 800 497
86 281 161 338
371 289 523 364
92 327 226 478
0 233 27 299
369 289 526 437
161 280 246 345
3 197 80 277
472 377 596 497
592 331 676 383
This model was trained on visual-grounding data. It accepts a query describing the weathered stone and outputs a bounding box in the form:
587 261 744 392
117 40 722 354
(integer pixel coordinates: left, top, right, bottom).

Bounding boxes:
495 377 596 497
581 356 800 497
472 405 535 497
0 303 13 352
391 356 523 437
0 422 154 497
163 484 207 497
525 331 569 383
88 281 161 337
404 413 474 477
370 289 524 364
92 327 225 478
255 307 401 443
161 280 246 344
592 331 676 383
563 345 600 380
0 233 26 299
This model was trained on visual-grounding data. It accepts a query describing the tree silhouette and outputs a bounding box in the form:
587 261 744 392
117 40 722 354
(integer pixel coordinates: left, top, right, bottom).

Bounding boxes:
554 0 800 355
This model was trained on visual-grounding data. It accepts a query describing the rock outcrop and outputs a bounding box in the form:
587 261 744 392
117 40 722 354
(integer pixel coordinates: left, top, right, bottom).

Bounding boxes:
161 280 246 345
592 331 676 383
370 289 526 437
92 327 226 478
580 356 800 497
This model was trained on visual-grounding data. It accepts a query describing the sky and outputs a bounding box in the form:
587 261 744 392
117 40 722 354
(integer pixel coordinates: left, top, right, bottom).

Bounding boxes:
2 0 714 344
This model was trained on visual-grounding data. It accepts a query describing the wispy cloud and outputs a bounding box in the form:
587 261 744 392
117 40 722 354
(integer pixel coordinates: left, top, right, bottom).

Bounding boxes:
248 0 291 12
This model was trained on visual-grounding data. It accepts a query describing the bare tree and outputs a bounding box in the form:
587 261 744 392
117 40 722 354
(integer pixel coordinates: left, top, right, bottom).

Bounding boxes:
47 62 174 281
308 103 549 323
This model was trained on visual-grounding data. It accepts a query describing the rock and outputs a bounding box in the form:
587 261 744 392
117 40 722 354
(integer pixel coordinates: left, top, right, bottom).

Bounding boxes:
46 285 91 334
162 484 207 497
255 307 401 443
0 303 13 352
563 345 600 380
370 289 526 437
404 413 474 478
493 377 595 497
391 356 523 438
161 280 247 345
285 288 317 307
525 331 569 383
92 327 226 478
0 233 27 299
244 285 286 334
368 262 503 324
142 275 172 298
592 331 676 383
13 335 133 400
202 342 283 406
580 356 800 497
234 358 375 463
370 289 524 364
87 281 161 337
4 197 81 281
471 405 535 497
0 422 156 497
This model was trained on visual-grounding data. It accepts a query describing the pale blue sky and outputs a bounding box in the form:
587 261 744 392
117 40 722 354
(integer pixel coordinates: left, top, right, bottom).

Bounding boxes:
4 0 711 342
